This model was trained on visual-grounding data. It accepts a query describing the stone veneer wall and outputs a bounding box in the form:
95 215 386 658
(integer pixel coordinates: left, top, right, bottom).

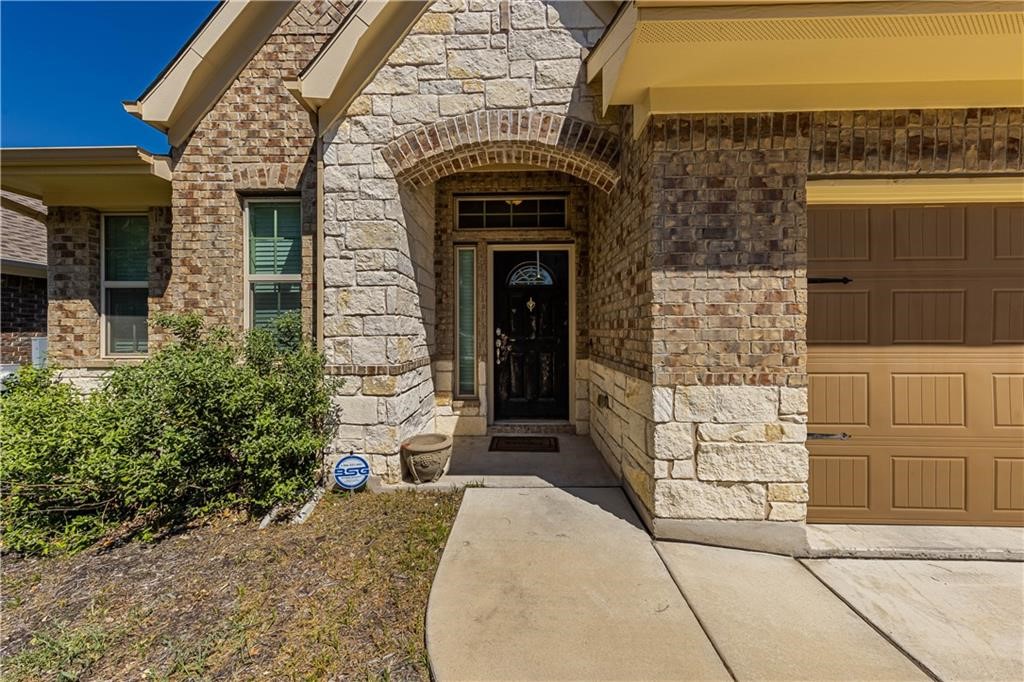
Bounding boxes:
321 0 610 480
0 273 47 365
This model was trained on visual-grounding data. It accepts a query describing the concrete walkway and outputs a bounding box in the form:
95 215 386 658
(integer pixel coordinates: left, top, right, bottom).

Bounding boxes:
427 486 1023 681
427 487 730 681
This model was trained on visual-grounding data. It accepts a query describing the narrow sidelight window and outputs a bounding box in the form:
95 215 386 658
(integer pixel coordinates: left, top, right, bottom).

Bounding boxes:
455 247 476 396
102 214 149 355
246 200 301 329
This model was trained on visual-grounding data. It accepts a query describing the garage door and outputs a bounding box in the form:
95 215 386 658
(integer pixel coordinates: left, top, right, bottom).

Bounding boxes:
807 203 1024 525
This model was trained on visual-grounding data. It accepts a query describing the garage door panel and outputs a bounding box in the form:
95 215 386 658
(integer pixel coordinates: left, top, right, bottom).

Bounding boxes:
808 206 871 260
993 289 1024 342
891 456 966 511
809 443 1024 525
993 374 1024 426
994 459 1024 511
807 290 870 343
808 202 1024 526
891 374 965 426
993 205 1024 259
892 206 966 260
808 373 869 425
891 290 965 343
809 455 869 509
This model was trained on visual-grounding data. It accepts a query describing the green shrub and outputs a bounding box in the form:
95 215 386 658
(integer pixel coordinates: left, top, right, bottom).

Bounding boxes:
0 313 336 555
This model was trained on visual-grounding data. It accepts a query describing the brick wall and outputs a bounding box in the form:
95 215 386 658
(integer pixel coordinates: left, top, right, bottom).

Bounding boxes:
586 114 658 512
809 108 1024 174
165 0 353 336
45 206 173 367
649 114 809 390
589 114 653 379
1 273 47 364
47 207 101 365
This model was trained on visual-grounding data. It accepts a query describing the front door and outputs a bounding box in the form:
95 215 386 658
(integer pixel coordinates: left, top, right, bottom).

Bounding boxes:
493 250 570 420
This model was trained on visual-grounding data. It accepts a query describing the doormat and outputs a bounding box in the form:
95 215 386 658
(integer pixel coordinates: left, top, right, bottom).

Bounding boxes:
488 436 559 453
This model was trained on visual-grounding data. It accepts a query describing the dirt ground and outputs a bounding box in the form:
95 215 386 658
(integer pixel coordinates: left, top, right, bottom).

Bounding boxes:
1 489 462 681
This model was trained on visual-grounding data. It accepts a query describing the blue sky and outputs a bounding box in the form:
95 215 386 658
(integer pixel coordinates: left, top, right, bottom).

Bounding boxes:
1 1 217 152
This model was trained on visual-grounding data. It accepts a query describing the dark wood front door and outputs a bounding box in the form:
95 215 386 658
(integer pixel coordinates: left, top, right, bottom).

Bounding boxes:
493 250 570 420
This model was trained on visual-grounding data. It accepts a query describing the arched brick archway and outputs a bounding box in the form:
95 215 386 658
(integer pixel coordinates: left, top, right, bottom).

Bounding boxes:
380 110 621 192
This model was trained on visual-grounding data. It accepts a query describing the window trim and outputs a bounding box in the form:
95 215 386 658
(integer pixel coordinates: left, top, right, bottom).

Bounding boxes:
243 197 302 330
455 194 568 231
454 246 477 398
100 213 150 358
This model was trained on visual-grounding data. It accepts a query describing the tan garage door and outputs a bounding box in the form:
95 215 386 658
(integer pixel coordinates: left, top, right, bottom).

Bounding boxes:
807 203 1024 525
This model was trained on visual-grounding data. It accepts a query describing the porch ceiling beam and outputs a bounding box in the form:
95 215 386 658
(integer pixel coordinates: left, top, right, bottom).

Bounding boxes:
587 1 1024 136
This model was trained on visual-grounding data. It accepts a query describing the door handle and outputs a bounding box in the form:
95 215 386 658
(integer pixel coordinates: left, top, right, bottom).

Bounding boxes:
807 432 852 440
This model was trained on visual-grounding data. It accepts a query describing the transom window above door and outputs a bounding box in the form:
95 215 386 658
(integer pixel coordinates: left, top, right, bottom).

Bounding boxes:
456 195 567 230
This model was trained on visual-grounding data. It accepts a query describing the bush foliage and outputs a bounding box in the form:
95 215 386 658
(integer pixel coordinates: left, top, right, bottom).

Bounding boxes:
1 313 335 555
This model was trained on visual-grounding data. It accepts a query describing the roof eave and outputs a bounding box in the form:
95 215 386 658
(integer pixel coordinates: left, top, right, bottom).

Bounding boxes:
292 0 432 137
126 0 296 148
0 147 173 210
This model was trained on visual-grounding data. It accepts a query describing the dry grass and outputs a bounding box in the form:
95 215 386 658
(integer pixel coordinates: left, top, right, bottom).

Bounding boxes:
1 490 462 681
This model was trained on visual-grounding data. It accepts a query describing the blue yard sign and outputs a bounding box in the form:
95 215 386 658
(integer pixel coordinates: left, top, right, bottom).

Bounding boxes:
333 454 370 490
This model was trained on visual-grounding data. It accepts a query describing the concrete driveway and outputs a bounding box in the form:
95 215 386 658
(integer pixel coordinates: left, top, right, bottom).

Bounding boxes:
804 558 1024 681
427 487 1024 681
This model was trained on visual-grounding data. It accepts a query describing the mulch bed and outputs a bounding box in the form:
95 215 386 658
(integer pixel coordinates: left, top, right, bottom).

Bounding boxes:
1 489 463 681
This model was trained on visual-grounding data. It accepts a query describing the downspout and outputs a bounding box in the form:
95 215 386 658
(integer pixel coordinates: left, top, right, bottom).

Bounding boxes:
315 114 325 351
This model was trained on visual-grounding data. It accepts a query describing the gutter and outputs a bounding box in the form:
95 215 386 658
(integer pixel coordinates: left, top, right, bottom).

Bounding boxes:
316 117 325 351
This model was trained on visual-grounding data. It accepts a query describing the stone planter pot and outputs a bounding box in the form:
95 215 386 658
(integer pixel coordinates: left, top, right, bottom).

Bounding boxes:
401 433 454 484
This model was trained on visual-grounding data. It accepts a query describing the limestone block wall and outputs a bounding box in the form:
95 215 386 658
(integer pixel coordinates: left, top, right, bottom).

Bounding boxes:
322 0 611 478
589 360 656 515
651 386 809 523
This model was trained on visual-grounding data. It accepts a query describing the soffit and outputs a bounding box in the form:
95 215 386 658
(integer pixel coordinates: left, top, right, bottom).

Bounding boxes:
0 147 172 211
588 1 1024 133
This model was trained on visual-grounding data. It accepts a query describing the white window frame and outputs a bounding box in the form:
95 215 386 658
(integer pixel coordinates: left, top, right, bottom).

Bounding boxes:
455 246 477 398
100 213 149 358
243 197 302 329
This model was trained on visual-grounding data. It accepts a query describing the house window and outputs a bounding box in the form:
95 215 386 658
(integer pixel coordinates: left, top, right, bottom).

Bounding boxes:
246 200 301 329
456 195 567 230
102 214 149 355
455 247 476 396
